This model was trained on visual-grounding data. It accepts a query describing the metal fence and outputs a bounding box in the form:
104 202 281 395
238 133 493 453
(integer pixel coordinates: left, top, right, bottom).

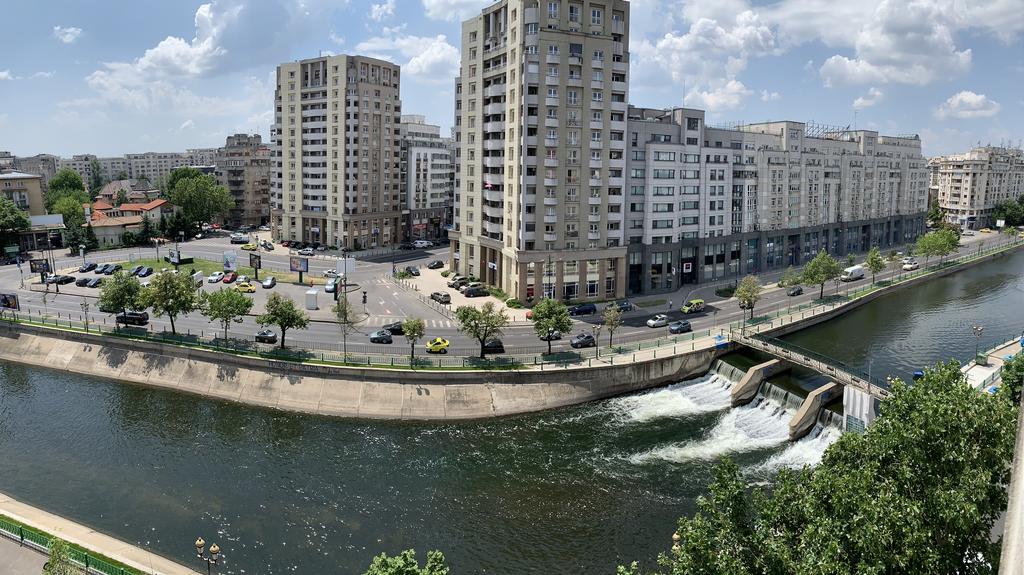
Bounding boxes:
0 514 140 575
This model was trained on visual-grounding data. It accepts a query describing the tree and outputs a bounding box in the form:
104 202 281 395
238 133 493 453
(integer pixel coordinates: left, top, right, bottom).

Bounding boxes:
43 538 76 575
138 215 155 244
89 158 104 196
116 188 128 206
83 223 99 251
0 196 31 249
115 170 129 181
602 306 622 348
46 168 88 211
927 198 945 225
200 287 254 340
845 253 856 267
138 271 198 335
865 246 885 284
620 360 1018 575
916 229 959 267
777 266 800 288
531 298 573 354
362 549 449 575
992 198 1024 227
332 294 359 361
165 166 204 194
734 274 762 319
51 195 87 248
888 251 902 282
257 293 309 349
455 302 509 359
1000 352 1024 406
97 271 141 318
402 317 426 366
166 171 234 230
934 228 959 263
801 249 842 299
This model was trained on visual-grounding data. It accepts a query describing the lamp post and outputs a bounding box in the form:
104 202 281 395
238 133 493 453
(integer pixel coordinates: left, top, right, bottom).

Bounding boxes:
594 324 602 359
153 237 160 262
79 244 86 267
671 532 681 555
194 537 222 575
973 325 984 361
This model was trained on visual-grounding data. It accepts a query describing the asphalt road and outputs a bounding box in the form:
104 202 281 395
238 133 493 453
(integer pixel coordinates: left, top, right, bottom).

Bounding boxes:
0 232 1010 357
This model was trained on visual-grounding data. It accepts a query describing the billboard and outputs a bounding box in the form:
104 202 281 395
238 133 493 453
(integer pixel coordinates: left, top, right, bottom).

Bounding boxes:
223 250 238 271
997 219 1006 229
335 257 351 277
249 253 262 270
169 249 181 264
0 292 19 311
290 256 309 273
29 259 50 274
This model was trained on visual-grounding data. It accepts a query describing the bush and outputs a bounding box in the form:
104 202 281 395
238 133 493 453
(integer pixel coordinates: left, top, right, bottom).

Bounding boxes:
505 298 523 308
715 285 736 298
394 271 412 280
488 286 510 300
467 275 480 282
440 270 451 278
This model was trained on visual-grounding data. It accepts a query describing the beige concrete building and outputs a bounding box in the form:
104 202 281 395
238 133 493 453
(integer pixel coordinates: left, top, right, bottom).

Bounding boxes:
932 146 1024 229
0 170 46 216
270 55 403 249
58 154 132 186
451 0 631 302
400 115 453 240
13 154 59 190
215 134 270 229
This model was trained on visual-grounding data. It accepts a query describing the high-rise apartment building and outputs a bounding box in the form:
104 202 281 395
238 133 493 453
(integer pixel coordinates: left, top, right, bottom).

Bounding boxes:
13 154 59 190
400 115 454 240
126 152 193 183
215 134 271 229
623 107 929 293
271 55 403 249
452 0 631 302
59 154 131 185
931 146 1024 229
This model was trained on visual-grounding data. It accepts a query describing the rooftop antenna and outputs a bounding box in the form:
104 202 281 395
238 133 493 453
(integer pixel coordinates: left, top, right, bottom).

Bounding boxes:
853 110 858 130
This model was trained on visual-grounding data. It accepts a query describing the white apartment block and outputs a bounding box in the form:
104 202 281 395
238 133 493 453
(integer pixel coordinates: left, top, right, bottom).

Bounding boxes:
623 107 929 293
270 55 403 249
932 146 1024 229
452 0 631 302
400 115 454 240
59 154 131 186
125 152 194 183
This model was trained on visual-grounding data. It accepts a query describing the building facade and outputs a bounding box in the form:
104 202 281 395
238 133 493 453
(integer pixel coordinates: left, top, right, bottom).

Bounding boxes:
623 107 929 294
58 155 132 186
215 134 271 229
932 146 1024 229
125 152 194 183
399 115 454 240
0 170 46 216
13 154 60 190
270 55 403 249
451 0 631 302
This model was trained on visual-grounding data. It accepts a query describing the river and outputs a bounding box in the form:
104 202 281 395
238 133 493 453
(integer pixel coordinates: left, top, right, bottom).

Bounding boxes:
0 248 1021 574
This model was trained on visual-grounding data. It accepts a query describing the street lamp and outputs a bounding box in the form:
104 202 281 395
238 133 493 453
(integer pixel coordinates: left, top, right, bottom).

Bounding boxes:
79 244 86 267
671 532 682 555
174 231 184 271
153 237 161 262
594 324 603 359
194 537 222 575
973 325 985 361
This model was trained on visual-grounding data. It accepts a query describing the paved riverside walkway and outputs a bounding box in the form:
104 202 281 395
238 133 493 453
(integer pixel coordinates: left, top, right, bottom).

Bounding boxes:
0 536 45 575
0 491 198 575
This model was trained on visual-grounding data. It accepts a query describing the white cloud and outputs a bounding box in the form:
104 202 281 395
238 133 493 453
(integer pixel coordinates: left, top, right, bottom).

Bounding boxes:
52 25 82 44
934 91 1001 119
177 119 196 132
0 70 12 81
356 28 460 81
421 0 490 21
852 87 884 109
29 71 55 79
686 80 753 111
330 31 345 45
370 0 395 21
759 89 780 102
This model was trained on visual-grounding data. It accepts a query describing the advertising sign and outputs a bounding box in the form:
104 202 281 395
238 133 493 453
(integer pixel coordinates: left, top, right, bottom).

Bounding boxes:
29 258 50 274
996 219 1006 229
249 253 262 270
0 292 19 311
169 249 181 264
223 250 238 272
682 262 693 273
290 256 309 273
335 257 351 277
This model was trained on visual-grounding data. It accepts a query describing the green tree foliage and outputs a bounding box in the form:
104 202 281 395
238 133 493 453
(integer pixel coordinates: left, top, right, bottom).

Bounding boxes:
992 197 1024 227
138 271 199 334
620 360 1018 575
531 298 573 354
165 167 204 194
138 216 155 244
362 549 449 575
865 246 886 284
45 168 87 210
801 249 842 299
602 306 623 347
200 287 254 340
115 188 128 206
83 223 99 251
167 172 234 231
777 266 800 288
915 229 960 267
1000 352 1024 406
257 293 309 349
51 195 87 242
0 196 31 249
97 271 141 317
455 302 509 359
43 538 76 575
734 275 762 319
845 252 856 267
332 293 359 360
88 158 104 196
402 317 426 366
927 198 945 225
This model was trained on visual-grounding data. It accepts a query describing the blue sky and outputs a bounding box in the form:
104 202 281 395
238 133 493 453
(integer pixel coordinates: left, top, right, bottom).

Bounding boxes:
0 0 1021 158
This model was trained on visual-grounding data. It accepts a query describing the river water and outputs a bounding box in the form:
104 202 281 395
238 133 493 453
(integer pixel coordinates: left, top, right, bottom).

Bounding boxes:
0 248 1021 574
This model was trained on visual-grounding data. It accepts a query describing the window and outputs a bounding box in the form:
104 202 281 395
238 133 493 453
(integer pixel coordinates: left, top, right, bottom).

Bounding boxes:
547 87 558 98
526 23 538 34
593 49 604 61
547 65 559 77
632 150 646 161
548 44 559 55
591 91 603 102
686 117 699 130
569 4 581 22
591 7 602 24
652 134 671 143
591 130 601 142
653 169 675 179
548 1 559 18
653 203 673 212
653 186 674 196
654 151 676 161
630 168 645 178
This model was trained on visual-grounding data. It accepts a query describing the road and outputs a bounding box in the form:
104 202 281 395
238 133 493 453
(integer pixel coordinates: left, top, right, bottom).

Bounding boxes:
0 232 1012 357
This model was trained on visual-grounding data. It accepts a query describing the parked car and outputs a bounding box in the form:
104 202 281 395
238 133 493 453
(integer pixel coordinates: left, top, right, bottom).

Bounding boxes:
258 225 270 232
447 276 468 289
430 291 451 304
75 277 91 287
103 264 122 275
482 339 505 355
127 265 143 276
413 240 434 249
94 264 110 275
962 229 976 236
222 271 238 283
255 329 278 344
297 248 315 256
86 277 103 288
459 281 483 293
404 266 421 276
323 269 340 278
568 303 598 316
464 286 488 297
138 267 154 278
56 275 75 285
539 329 562 341
261 241 274 251
399 242 415 250
383 321 405 335
570 333 597 348
646 314 669 328
369 330 393 344
606 300 633 313
79 262 97 273
427 260 444 270
280 240 291 248
115 311 149 326
668 320 692 334
681 299 706 313
786 285 803 297
324 278 339 293
425 337 450 353
208 271 225 283
979 228 993 233
235 281 256 293
902 261 920 271
262 276 277 289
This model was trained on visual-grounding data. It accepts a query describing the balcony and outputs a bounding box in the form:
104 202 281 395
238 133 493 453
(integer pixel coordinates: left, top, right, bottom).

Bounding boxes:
588 196 603 205
544 196 559 206
546 54 561 64
589 140 603 150
543 214 558 223
545 75 559 86
544 117 560 128
483 156 503 168
610 101 627 112
484 139 504 151
612 20 625 34
484 84 506 97
484 173 504 187
607 211 623 221
483 188 504 203
544 177 559 186
484 102 505 115
589 100 604 110
522 192 536 204
525 94 538 105
591 59 604 69
545 97 559 107
545 138 559 147
612 81 627 92
484 220 504 234
588 214 602 222
612 60 627 72
590 80 604 90
608 176 624 187
544 233 558 241
567 77 583 87
589 178 602 187
544 158 559 167
483 121 505 132
483 204 504 218
588 232 601 240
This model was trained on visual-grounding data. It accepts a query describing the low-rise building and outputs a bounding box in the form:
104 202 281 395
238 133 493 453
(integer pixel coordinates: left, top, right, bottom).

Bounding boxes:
0 170 46 216
931 146 1024 229
97 179 162 203
85 199 178 247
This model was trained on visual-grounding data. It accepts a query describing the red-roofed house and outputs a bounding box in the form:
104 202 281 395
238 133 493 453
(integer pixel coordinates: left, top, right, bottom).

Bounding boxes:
97 179 161 203
84 199 178 246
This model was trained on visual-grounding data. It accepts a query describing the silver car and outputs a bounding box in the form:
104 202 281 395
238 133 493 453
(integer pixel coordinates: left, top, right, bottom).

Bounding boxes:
261 276 277 289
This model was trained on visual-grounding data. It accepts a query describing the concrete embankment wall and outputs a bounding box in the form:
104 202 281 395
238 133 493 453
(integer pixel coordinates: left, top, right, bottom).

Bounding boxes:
0 322 728 420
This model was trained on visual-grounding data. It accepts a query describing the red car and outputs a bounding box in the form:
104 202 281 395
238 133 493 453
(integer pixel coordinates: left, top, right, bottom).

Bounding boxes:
222 271 238 283
280 240 290 247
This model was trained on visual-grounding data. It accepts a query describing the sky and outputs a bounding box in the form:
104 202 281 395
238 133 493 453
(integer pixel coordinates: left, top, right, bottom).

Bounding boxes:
0 0 1021 158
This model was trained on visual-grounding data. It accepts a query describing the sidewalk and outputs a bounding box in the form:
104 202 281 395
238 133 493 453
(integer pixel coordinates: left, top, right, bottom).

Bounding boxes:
0 537 44 575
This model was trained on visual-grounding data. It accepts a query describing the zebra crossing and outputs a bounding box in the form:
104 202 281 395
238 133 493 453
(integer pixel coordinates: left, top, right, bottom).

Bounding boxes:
360 315 455 329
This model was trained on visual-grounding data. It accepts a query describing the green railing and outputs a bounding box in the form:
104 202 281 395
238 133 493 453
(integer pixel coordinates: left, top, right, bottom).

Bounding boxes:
746 333 887 389
0 513 142 575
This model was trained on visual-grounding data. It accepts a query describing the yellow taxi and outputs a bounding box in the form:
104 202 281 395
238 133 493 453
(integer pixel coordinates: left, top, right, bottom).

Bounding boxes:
240 242 258 250
979 228 992 233
234 281 256 293
425 337 450 354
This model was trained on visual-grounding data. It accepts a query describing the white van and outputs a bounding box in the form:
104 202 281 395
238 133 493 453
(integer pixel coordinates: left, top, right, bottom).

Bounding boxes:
840 265 865 282
413 240 434 249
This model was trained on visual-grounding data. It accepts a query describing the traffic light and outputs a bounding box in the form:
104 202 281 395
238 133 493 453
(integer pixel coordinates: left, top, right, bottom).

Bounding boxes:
362 291 367 304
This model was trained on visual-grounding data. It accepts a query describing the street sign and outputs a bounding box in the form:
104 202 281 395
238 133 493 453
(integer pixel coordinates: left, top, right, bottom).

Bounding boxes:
0 292 19 311
336 257 352 277
249 253 262 270
29 259 50 274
